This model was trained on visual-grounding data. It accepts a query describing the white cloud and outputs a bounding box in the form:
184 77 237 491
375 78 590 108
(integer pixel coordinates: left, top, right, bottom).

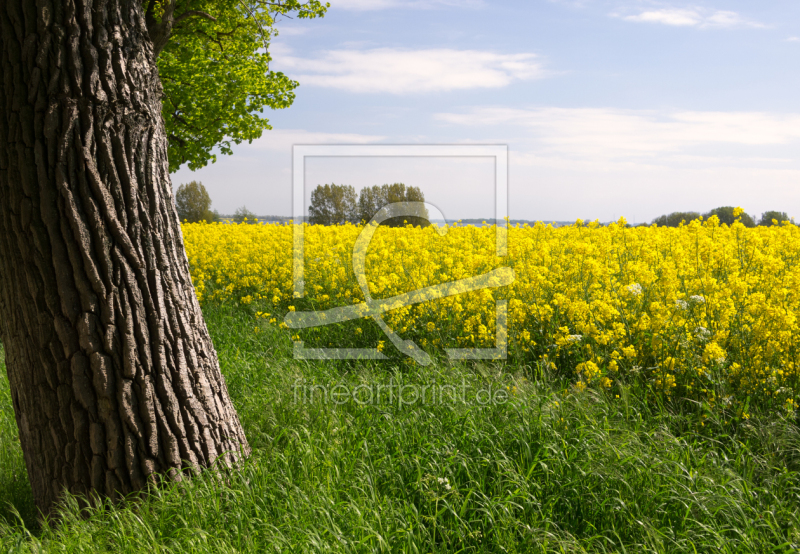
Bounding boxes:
170 129 388 215
329 0 483 10
623 8 700 26
246 129 387 151
272 46 546 93
616 7 765 29
787 36 800 42
435 107 800 163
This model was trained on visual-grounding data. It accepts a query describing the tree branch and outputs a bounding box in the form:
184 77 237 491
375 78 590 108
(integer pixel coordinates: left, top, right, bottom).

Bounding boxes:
174 10 218 25
238 0 272 49
145 0 178 58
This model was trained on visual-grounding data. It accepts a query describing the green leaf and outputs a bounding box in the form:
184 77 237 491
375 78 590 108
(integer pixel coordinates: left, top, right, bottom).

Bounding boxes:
150 1 329 172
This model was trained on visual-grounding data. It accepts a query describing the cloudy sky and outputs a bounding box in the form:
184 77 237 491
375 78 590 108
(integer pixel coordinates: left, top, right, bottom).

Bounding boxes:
171 0 800 223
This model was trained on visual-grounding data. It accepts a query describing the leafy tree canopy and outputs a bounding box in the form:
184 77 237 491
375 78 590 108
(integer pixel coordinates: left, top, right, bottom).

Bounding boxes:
308 183 431 227
651 211 702 227
703 206 755 227
143 0 329 172
233 206 258 223
308 184 358 225
175 180 216 222
358 183 430 228
652 207 762 228
758 210 792 226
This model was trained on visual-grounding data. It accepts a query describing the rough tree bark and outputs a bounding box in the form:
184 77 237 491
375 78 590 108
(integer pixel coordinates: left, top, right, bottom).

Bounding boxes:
0 0 250 516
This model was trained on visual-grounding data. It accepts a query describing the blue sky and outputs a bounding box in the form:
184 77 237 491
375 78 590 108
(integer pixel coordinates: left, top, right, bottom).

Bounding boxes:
172 0 800 223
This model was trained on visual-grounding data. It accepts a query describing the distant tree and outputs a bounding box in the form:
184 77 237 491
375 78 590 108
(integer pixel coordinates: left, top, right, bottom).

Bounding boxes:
651 211 701 227
306 182 431 226
357 183 430 228
308 184 358 225
758 211 791 226
233 206 258 224
356 185 383 225
703 206 755 227
175 181 216 222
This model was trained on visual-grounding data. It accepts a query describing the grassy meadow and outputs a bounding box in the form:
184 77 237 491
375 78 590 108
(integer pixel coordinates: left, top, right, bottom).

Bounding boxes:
0 218 799 552
0 302 797 552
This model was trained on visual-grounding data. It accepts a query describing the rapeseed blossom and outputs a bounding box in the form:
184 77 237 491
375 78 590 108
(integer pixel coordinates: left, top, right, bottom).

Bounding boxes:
182 216 800 413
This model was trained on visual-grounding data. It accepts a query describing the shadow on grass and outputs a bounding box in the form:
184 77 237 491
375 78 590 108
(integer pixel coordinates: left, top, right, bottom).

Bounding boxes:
0 345 38 532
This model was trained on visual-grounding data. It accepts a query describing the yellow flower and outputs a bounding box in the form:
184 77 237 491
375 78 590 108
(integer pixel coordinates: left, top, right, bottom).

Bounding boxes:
702 342 726 365
576 360 601 383
179 217 800 407
622 346 636 359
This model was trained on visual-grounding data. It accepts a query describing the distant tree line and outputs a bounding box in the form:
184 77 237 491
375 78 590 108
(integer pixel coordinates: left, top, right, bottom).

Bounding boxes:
652 206 794 227
308 183 430 227
176 183 794 230
175 181 277 224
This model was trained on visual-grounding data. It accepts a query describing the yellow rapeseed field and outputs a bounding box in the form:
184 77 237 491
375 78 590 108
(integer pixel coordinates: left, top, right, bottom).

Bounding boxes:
182 213 800 414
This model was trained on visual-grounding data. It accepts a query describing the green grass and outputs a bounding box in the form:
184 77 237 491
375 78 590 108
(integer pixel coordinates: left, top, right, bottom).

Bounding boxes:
0 303 798 552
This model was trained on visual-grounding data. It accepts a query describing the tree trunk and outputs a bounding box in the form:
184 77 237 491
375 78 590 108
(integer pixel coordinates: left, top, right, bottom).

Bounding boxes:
0 0 250 517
